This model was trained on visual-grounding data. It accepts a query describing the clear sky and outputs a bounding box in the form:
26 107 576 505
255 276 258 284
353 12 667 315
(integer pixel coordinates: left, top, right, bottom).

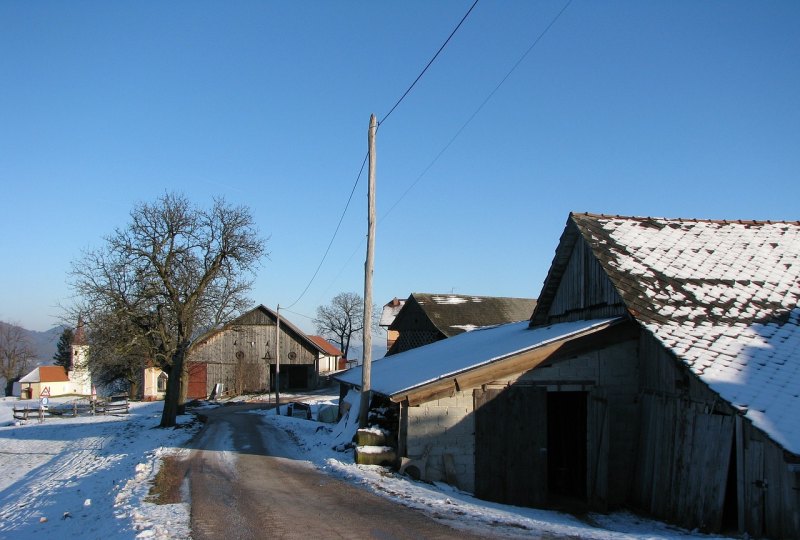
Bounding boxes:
2 1 799 334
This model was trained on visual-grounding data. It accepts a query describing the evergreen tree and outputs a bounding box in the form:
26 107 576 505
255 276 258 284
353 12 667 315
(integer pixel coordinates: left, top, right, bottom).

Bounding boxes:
53 327 74 370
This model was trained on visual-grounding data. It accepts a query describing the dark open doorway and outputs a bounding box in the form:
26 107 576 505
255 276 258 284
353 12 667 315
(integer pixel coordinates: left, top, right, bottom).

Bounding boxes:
269 364 310 390
547 391 588 501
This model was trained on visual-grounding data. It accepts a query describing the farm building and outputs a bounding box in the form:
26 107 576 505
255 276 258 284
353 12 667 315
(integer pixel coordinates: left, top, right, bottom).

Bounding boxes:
308 335 345 373
386 292 537 355
337 213 800 539
379 297 405 350
186 305 334 399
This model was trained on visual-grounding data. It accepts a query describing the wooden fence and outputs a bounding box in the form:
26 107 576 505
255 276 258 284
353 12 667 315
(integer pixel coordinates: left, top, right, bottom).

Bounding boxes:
13 395 130 421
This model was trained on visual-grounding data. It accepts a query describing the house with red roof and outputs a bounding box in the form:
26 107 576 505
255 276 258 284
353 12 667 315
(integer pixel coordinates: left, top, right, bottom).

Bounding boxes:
19 366 76 399
308 335 344 373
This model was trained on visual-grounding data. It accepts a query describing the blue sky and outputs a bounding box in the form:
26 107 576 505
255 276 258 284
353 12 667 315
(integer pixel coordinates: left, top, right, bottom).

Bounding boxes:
1 1 799 334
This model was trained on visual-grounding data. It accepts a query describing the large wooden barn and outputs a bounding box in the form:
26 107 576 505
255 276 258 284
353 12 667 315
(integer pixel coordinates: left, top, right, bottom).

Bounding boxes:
338 213 800 538
187 305 331 399
386 292 536 355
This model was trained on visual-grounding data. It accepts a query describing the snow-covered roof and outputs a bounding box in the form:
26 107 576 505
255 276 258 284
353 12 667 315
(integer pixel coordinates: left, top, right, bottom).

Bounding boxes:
570 213 800 454
394 293 537 337
379 298 405 327
19 366 70 383
337 318 620 398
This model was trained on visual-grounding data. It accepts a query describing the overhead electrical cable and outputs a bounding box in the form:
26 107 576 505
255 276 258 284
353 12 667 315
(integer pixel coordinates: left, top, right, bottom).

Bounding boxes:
379 0 480 126
318 2 573 300
282 152 368 310
281 2 480 309
381 0 574 222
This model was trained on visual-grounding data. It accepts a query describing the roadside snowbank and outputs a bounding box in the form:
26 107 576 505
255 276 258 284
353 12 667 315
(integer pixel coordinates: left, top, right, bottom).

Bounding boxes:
251 393 733 540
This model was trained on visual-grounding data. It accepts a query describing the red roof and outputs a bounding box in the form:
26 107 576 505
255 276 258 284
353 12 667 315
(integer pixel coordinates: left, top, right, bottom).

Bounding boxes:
20 366 70 383
308 335 344 357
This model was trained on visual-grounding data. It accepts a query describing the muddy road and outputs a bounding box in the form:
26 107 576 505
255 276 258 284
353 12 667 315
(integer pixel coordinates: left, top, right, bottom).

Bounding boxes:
182 404 490 540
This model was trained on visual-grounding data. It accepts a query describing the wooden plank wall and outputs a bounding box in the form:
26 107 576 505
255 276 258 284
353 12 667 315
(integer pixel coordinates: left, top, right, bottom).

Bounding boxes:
636 332 800 538
190 322 319 395
546 237 626 324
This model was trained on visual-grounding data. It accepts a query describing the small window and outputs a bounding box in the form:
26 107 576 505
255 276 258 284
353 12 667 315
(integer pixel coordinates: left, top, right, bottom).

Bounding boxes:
157 372 168 392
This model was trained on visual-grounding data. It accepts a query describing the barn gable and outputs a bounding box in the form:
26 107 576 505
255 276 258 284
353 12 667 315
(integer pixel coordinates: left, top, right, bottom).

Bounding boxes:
531 217 625 325
557 213 800 456
389 292 536 354
188 305 327 398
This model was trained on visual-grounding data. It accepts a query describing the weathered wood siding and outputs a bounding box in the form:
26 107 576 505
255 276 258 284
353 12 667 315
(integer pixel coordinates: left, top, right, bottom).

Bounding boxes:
404 333 639 508
190 318 320 396
474 386 548 506
545 237 626 323
634 331 800 538
512 337 640 508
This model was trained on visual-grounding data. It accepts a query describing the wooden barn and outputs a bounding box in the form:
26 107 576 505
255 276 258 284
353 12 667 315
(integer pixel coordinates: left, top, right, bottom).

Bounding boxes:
337 213 800 539
187 305 330 399
386 292 536 355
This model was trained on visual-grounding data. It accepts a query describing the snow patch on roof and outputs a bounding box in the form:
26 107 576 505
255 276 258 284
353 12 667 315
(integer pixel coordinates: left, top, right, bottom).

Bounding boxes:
450 324 479 332
431 295 470 305
579 215 800 454
337 318 620 398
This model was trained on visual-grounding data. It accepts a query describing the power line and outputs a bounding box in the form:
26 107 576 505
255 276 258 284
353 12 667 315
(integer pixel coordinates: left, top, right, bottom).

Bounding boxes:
283 2 481 309
282 151 368 310
318 1 574 297
281 307 315 321
379 0 480 126
381 0 574 222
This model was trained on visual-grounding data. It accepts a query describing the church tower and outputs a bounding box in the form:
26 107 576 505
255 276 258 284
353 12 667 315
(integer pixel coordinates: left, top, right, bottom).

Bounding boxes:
69 315 92 395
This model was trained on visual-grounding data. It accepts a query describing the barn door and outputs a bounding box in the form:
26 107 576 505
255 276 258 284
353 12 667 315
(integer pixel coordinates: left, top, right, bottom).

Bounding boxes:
187 362 207 399
675 411 735 532
474 386 547 507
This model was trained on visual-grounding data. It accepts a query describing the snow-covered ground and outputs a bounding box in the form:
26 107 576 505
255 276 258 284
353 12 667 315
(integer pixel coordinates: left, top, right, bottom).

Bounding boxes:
0 397 200 539
0 393 734 539
251 391 734 540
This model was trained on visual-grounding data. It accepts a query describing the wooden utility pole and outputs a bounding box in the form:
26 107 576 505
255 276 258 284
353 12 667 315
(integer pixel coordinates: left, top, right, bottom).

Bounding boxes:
359 114 377 429
275 304 281 415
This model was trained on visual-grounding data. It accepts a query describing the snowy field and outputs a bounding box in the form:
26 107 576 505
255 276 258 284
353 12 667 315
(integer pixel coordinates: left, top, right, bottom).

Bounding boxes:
0 393 734 539
0 397 200 539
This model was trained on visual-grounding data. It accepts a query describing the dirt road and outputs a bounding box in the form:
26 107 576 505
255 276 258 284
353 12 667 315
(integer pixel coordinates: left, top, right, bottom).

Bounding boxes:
185 404 489 540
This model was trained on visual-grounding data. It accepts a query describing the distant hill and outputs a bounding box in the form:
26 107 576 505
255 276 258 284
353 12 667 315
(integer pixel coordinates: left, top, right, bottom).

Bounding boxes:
0 322 66 367
27 325 67 365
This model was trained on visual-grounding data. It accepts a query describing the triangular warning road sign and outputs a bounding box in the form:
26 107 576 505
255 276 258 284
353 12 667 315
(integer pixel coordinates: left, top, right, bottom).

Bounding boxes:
40 386 51 397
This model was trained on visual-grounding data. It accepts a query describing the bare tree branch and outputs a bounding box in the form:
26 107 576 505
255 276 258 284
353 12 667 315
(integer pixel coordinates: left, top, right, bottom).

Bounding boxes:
68 193 267 427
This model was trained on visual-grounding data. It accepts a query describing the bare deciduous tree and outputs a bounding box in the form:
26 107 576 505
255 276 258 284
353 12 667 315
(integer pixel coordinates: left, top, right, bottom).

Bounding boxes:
0 322 36 396
69 193 266 427
314 292 371 360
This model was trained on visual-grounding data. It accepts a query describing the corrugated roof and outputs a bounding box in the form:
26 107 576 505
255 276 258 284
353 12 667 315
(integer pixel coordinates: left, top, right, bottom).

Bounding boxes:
570 213 800 454
19 366 70 383
403 293 537 337
308 335 344 357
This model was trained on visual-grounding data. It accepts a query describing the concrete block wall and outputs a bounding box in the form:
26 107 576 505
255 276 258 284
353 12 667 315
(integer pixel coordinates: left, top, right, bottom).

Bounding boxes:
407 391 476 492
